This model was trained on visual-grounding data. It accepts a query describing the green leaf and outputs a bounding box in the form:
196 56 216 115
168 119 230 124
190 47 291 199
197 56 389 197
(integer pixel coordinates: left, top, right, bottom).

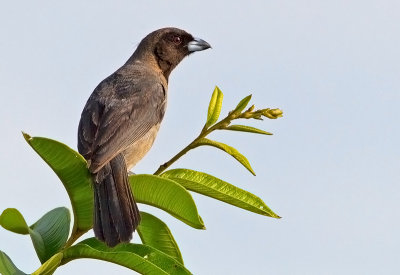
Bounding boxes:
23 134 205 231
137 212 183 264
130 175 205 229
161 169 281 218
0 251 27 275
195 138 256 175
0 207 70 263
63 238 191 275
225 125 273 135
23 133 93 234
0 208 29 234
205 86 224 127
233 94 252 113
29 207 70 263
31 253 63 275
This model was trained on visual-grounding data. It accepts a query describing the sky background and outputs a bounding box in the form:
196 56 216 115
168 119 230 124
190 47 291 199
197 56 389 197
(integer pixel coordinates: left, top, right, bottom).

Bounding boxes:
1 1 399 274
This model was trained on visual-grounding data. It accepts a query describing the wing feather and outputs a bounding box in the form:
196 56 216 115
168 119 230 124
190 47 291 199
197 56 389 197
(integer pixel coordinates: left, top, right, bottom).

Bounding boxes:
78 69 166 173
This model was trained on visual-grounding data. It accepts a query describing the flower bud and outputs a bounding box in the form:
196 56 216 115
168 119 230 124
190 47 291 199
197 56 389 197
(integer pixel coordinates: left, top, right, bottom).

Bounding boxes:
270 108 283 117
247 105 255 112
263 108 283 119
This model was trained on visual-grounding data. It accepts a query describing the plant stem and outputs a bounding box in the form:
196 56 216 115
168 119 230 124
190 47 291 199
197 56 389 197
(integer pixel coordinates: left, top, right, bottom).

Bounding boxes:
154 116 232 175
63 229 86 249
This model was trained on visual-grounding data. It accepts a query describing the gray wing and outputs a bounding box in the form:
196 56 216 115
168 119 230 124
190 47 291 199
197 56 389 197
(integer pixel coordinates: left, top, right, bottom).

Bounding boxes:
78 72 166 173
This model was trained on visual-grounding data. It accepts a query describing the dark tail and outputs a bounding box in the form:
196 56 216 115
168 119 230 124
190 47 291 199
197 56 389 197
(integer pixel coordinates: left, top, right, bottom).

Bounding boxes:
92 154 140 247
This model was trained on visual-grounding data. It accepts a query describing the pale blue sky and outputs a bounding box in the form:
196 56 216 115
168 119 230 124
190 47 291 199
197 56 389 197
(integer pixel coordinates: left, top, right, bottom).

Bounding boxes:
1 1 399 274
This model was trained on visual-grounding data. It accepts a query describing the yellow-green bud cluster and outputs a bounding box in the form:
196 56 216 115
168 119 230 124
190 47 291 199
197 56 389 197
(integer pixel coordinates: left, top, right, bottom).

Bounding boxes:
262 108 283 119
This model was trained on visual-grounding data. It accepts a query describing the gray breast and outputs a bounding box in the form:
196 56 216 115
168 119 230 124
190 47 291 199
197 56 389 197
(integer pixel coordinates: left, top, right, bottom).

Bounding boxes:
122 123 161 170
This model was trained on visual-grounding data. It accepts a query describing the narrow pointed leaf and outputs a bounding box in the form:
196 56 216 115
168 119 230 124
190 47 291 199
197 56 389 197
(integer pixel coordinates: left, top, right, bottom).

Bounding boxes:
233 94 252 113
63 238 191 275
130 175 204 229
0 208 29 234
161 169 280 218
205 86 224 127
29 207 70 263
24 134 205 231
31 253 63 275
0 207 71 263
137 212 183 264
0 251 27 275
195 138 256 175
225 125 273 135
23 133 93 233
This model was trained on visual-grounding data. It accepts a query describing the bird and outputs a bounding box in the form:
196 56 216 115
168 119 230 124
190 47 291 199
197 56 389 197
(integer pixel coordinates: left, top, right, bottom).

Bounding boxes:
77 27 211 247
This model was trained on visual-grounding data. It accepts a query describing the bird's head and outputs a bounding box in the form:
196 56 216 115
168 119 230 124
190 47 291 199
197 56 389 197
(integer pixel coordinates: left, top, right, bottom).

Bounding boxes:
133 27 211 79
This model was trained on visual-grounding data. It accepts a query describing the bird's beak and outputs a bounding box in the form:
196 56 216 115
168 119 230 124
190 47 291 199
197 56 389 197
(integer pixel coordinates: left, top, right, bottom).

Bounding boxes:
188 37 211 52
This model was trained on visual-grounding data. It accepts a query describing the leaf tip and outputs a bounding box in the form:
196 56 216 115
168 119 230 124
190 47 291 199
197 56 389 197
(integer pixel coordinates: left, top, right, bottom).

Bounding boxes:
269 213 282 219
198 216 206 229
265 211 281 219
22 131 32 141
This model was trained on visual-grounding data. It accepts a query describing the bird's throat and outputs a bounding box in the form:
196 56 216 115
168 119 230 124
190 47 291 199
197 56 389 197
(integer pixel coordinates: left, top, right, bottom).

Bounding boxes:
157 58 174 81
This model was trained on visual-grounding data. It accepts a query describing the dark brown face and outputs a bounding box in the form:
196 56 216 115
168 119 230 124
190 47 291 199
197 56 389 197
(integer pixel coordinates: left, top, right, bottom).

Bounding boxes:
156 30 194 63
153 28 211 79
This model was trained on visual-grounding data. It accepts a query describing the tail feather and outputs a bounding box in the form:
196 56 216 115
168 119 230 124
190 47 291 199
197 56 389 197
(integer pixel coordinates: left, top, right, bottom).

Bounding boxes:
93 154 140 247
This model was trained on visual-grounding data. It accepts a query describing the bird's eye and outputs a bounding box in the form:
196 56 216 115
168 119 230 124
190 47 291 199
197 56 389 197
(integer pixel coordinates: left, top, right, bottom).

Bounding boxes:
173 35 182 45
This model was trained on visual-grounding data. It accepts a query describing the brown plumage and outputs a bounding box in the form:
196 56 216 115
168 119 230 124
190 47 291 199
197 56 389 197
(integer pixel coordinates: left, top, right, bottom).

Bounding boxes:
78 27 210 247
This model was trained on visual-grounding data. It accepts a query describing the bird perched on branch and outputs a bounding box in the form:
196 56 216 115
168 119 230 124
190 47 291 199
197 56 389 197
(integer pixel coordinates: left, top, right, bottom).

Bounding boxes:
78 27 211 247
